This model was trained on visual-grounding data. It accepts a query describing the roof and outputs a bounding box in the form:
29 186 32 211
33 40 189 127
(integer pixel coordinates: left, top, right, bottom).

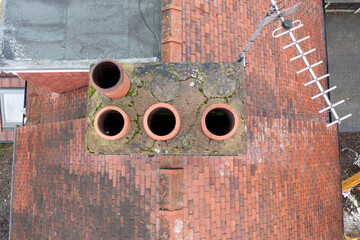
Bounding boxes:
0 0 162 71
10 0 344 238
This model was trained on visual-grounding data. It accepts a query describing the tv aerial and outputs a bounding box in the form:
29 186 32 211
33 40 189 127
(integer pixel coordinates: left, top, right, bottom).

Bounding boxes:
237 0 351 127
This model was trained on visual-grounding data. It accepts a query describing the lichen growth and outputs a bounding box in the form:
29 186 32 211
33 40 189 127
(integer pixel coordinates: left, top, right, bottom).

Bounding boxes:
92 103 102 116
88 84 96 99
125 115 142 144
180 134 195 147
86 141 95 154
169 70 179 79
128 100 135 108
196 98 209 114
126 86 138 97
141 147 154 153
219 62 224 71
100 138 110 146
227 92 236 98
240 113 246 126
192 67 206 84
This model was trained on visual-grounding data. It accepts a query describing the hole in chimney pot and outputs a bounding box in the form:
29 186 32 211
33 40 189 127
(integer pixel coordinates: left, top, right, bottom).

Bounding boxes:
94 106 130 140
201 104 239 140
205 109 234 136
98 110 124 136
143 103 181 141
92 61 121 89
90 59 130 99
148 108 176 136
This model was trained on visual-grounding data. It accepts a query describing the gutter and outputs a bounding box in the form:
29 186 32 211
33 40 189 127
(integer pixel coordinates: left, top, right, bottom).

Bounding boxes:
9 125 18 240
0 58 158 75
322 0 332 124
323 0 345 235
326 9 360 13
22 81 27 126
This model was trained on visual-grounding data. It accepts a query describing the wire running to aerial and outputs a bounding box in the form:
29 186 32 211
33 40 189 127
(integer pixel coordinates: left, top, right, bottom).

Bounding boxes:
138 0 161 61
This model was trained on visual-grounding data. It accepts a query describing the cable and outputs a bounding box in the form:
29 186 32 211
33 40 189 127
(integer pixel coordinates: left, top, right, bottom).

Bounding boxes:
139 0 161 61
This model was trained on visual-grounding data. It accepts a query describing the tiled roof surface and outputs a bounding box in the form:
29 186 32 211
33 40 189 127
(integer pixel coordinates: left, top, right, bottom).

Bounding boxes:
0 78 25 88
25 83 88 125
11 0 343 239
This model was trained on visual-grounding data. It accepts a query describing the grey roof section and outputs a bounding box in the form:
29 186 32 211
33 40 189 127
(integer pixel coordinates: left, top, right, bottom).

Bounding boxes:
326 13 360 132
326 0 360 3
0 0 161 70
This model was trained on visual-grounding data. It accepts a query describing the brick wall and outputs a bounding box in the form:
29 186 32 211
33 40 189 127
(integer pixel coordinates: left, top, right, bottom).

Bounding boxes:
17 72 89 94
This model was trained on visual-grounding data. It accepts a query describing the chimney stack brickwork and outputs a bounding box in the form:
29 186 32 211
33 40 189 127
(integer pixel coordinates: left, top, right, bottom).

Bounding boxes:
161 0 182 62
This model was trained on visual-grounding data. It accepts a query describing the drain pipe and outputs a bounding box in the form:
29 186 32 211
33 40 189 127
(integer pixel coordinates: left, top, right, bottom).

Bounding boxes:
9 126 18 240
22 81 27 126
90 59 130 99
322 0 332 124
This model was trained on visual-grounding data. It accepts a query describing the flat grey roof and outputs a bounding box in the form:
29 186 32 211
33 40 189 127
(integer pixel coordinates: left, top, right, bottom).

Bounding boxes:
326 13 360 132
0 0 161 71
326 0 360 3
